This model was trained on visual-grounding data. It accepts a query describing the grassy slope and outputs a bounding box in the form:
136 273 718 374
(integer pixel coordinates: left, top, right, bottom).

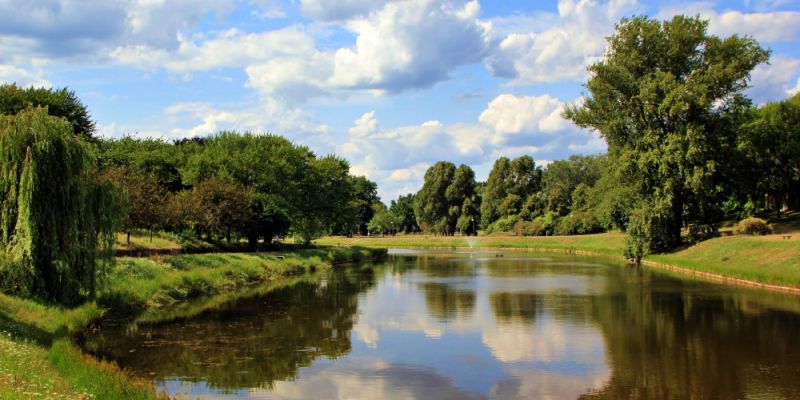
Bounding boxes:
0 246 386 399
316 223 800 288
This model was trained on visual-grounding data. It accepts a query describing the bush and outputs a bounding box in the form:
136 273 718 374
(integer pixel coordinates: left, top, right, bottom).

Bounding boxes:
555 211 605 235
512 212 561 236
735 217 771 235
486 215 520 234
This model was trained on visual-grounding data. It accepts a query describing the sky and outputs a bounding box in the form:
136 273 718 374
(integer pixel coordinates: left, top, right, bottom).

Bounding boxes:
2 0 800 202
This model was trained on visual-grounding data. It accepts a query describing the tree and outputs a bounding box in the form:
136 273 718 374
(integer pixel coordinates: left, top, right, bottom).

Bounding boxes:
293 155 354 244
481 155 542 227
349 176 380 235
101 166 166 245
481 157 511 227
447 165 478 233
367 203 397 236
740 93 800 214
390 193 419 233
98 136 183 191
190 177 255 242
415 162 456 234
0 84 95 140
565 15 769 258
541 155 602 215
0 108 122 304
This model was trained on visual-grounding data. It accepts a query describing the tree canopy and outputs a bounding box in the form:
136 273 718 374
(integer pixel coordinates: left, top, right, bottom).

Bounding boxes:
0 84 96 140
565 15 769 258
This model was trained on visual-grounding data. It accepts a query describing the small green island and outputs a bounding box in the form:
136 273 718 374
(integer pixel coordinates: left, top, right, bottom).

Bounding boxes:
1 9 799 400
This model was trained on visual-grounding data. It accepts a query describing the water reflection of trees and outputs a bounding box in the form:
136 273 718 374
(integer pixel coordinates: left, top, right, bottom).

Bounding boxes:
421 282 475 321
489 292 540 324
581 267 800 399
89 267 375 392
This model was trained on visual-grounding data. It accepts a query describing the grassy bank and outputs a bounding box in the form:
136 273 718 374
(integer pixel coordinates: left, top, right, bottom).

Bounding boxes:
316 229 800 289
318 232 628 255
0 246 386 399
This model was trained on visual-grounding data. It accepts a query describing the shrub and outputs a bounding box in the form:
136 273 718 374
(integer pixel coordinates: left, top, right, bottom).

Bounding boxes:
555 211 605 235
735 217 771 235
486 215 520 234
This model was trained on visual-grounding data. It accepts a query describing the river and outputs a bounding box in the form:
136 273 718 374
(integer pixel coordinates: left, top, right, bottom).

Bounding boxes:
86 250 800 399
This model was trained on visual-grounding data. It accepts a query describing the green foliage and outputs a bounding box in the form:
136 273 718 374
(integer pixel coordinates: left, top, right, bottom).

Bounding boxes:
481 156 543 227
740 93 800 213
346 176 380 235
97 136 182 191
101 166 166 239
100 132 366 245
0 108 123 305
542 155 603 215
735 217 772 235
486 215 520 234
0 84 95 140
566 15 770 252
367 203 397 235
390 193 419 233
555 212 605 235
414 162 478 234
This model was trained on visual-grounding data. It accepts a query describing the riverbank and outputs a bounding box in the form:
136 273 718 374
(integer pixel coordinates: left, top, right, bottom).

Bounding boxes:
316 230 800 292
0 246 386 399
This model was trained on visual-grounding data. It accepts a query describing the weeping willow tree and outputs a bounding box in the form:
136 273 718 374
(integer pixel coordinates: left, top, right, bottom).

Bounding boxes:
0 107 123 305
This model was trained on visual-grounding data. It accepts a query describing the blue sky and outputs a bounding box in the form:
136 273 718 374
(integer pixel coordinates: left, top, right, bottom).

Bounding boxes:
2 0 799 201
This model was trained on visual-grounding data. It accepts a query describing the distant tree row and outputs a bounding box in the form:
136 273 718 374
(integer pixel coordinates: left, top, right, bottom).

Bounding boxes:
97 133 382 245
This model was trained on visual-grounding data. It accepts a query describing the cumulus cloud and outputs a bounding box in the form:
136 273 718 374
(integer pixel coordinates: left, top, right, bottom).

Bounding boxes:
486 0 639 85
658 5 800 43
113 26 317 72
0 65 51 88
300 0 395 21
479 94 567 144
0 0 232 64
748 55 800 103
248 0 493 102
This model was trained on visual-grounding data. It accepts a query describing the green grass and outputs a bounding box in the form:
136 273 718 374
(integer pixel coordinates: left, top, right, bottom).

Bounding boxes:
0 299 155 399
100 247 385 317
0 245 386 399
316 232 628 255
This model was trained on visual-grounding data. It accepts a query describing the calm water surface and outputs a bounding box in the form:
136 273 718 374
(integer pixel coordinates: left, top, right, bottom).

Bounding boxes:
87 251 800 399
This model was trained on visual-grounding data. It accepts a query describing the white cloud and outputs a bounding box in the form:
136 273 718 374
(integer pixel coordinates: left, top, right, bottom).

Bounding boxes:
113 25 317 72
486 0 639 85
658 5 800 43
479 94 567 144
788 77 800 96
0 0 232 64
300 0 395 21
748 55 800 103
348 111 379 137
0 65 51 88
264 0 492 100
249 0 286 19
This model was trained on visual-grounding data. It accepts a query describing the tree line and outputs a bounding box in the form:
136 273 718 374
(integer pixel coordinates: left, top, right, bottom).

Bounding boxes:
96 133 382 246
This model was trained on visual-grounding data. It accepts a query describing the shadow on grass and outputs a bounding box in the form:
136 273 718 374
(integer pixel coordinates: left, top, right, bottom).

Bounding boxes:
0 312 53 346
